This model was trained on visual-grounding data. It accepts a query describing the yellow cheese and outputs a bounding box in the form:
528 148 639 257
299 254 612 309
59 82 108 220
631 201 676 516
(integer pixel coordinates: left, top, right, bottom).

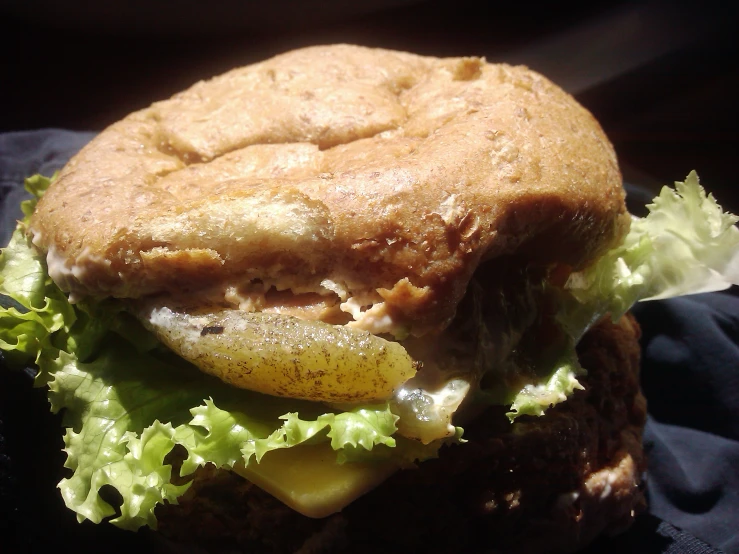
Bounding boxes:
233 443 398 518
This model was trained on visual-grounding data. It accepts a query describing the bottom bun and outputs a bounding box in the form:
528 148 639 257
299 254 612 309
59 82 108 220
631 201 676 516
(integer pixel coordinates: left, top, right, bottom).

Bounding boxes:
155 314 647 554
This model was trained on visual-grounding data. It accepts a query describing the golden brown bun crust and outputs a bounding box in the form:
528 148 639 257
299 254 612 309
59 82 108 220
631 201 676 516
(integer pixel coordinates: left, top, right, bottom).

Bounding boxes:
30 45 628 332
155 314 647 554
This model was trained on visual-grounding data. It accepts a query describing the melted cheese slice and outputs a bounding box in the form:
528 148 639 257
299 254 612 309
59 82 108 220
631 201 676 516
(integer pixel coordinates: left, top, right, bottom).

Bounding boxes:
233 443 398 518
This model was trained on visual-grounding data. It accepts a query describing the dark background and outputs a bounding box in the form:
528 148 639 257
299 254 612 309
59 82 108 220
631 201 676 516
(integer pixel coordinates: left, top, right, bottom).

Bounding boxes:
2 0 738 210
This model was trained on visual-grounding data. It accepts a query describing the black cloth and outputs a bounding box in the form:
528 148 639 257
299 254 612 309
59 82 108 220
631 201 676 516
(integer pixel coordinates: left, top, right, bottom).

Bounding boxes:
0 130 96 246
1 130 737 553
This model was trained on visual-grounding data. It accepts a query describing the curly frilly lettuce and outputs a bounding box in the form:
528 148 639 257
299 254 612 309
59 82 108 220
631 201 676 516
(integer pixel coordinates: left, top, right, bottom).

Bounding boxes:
504 171 739 419
47 340 408 529
562 171 739 338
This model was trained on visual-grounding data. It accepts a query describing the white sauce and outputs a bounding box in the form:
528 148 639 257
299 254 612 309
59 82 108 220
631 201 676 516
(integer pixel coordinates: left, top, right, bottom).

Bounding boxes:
44 245 110 303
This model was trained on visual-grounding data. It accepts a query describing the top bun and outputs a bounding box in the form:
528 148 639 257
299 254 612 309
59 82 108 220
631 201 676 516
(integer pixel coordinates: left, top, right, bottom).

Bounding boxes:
30 44 628 334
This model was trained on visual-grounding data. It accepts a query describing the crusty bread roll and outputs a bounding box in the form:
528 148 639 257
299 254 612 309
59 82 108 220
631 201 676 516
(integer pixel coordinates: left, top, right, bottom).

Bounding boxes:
30 44 628 335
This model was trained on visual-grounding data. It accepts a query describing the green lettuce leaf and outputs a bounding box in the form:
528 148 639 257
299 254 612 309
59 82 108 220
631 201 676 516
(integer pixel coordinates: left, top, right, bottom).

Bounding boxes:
0 224 76 377
562 171 739 339
20 173 53 216
239 404 398 464
49 343 206 528
506 347 584 419
48 339 408 529
505 172 738 421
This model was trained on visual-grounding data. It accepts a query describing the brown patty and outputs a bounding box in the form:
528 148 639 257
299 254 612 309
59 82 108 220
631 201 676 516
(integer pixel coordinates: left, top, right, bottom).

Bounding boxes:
30 44 628 334
154 314 646 554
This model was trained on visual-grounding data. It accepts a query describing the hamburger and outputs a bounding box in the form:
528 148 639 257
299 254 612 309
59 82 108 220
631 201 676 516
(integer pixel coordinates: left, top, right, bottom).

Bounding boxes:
1 45 738 553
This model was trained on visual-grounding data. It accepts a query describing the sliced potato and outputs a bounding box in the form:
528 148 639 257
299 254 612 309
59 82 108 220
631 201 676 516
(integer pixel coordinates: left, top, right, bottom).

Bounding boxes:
139 305 416 403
